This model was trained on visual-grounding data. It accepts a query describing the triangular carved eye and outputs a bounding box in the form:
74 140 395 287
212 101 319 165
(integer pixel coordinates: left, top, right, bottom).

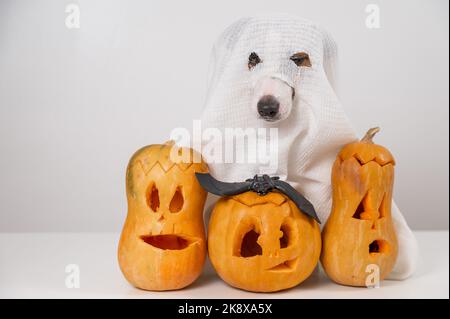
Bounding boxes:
290 52 311 67
352 193 367 219
169 187 184 213
147 184 160 212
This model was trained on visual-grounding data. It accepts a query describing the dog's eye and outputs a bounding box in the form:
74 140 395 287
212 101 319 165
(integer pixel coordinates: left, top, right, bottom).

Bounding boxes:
290 52 311 67
248 52 261 70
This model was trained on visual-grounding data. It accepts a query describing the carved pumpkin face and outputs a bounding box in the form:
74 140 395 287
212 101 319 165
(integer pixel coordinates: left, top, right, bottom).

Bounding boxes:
208 192 321 292
321 128 399 286
118 143 208 291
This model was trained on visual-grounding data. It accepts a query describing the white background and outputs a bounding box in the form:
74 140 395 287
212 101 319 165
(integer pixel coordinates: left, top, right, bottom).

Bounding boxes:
0 0 448 231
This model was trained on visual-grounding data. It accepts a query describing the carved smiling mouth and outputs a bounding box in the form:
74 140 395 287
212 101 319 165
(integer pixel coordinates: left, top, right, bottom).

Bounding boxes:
267 257 299 272
140 234 197 250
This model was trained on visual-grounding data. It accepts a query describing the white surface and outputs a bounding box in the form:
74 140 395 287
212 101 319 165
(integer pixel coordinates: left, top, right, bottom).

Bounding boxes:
0 0 448 232
0 231 447 299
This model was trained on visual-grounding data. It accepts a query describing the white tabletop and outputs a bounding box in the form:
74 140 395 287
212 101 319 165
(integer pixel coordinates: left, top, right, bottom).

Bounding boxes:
0 231 448 299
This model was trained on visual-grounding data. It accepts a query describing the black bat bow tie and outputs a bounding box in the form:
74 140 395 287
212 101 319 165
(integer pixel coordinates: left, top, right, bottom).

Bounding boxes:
195 173 320 224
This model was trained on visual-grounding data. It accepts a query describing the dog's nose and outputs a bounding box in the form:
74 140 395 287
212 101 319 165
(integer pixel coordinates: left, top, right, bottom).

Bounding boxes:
257 95 280 119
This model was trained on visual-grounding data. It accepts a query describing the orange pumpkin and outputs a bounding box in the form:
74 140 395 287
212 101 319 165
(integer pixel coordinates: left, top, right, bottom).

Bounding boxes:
321 128 398 287
118 142 208 291
208 191 321 292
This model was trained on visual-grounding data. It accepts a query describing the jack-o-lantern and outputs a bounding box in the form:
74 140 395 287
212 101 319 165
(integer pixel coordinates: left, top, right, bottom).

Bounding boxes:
208 191 321 292
321 128 398 287
118 142 208 291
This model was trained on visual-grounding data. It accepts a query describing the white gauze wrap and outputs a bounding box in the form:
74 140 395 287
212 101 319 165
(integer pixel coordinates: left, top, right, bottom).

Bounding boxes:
199 15 418 280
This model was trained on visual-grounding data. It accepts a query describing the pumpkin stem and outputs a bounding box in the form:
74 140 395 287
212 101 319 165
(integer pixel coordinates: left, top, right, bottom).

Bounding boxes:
361 127 380 143
164 140 176 146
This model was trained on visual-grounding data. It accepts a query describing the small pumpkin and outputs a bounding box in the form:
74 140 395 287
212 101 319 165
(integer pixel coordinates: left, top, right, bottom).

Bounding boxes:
118 142 208 291
208 191 321 292
321 128 398 287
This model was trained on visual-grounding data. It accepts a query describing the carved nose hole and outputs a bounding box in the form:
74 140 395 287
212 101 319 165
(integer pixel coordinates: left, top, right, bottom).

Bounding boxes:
240 229 262 257
147 184 160 212
169 187 184 213
369 240 390 254
279 224 290 249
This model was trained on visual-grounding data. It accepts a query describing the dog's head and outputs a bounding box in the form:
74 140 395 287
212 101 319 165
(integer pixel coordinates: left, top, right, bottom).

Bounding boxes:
248 51 312 123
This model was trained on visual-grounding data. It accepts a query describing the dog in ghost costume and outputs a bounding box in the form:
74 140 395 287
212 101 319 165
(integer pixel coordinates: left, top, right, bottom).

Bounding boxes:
199 15 418 280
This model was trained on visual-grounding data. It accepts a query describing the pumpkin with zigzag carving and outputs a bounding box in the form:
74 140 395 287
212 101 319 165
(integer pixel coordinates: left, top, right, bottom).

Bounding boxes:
118 142 208 290
321 128 398 287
